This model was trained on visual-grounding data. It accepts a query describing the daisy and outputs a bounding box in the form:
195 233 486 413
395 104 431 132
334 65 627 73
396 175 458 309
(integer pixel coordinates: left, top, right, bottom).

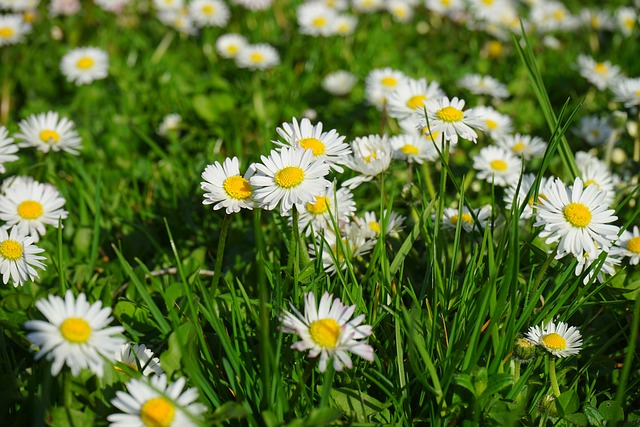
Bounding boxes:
386 77 444 120
576 55 621 91
0 13 31 46
441 206 491 233
572 115 612 146
419 96 484 145
525 320 582 358
158 8 198 35
611 77 640 108
60 47 109 86
425 0 464 17
390 133 437 164
235 43 280 70
294 183 356 236
311 0 348 10
310 224 375 274
94 0 129 13
280 291 375 372
534 177 620 258
215 33 247 59
153 0 183 12
24 290 125 377
188 0 230 28
474 105 513 139
575 151 617 207
504 174 552 220
250 147 330 215
0 0 38 12
342 134 393 189
108 374 208 427
157 113 182 136
458 73 509 99
332 14 357 36
322 70 357 96
574 246 620 285
49 0 81 16
612 226 640 265
114 343 163 376
201 156 255 214
0 226 46 287
615 7 637 36
351 0 383 13
354 210 405 239
400 116 449 154
496 133 547 160
231 0 272 10
0 125 19 173
473 146 522 187
579 8 615 31
365 68 407 110
297 2 337 36
530 1 580 33
387 0 413 23
274 117 351 173
15 111 82 155
0 178 68 241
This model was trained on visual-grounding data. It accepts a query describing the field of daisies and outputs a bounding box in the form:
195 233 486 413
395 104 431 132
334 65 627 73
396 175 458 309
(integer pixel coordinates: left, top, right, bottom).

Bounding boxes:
1 0 640 425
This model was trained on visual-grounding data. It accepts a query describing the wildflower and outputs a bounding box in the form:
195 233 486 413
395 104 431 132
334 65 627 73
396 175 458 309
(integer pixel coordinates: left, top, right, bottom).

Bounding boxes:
387 0 413 23
579 8 615 31
420 96 484 145
575 151 617 207
352 0 383 13
94 0 129 13
615 7 637 36
60 47 109 86
441 206 491 233
365 68 407 110
474 105 513 139
24 290 125 377
322 70 357 96
294 183 356 236
473 145 522 187
354 210 405 239
0 125 19 173
525 320 582 358
280 291 375 371
201 157 255 214
189 0 230 28
574 246 620 285
114 343 163 376
576 55 621 90
612 226 640 265
611 77 640 108
425 0 464 17
153 0 183 12
157 113 182 136
504 174 552 220
0 226 46 287
158 8 198 35
297 2 337 36
342 134 393 189
512 337 537 362
332 13 357 35
496 133 547 160
15 111 82 155
49 0 81 16
215 33 247 59
386 77 444 120
572 115 613 146
108 374 207 427
230 0 272 10
0 13 31 46
458 73 509 99
390 133 438 164
310 224 375 274
235 43 280 70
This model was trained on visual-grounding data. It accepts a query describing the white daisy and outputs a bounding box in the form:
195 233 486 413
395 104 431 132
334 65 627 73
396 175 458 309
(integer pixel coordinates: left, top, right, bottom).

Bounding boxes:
0 0 38 12
390 133 437 164
612 226 640 265
576 54 621 91
354 210 405 239
525 320 582 358
530 1 580 33
534 177 620 258
575 151 617 207
615 7 637 36
365 68 407 110
235 43 280 70
24 290 125 377
351 0 383 13
201 156 255 214
250 147 330 215
0 125 19 173
310 224 375 274
572 115 613 147
158 8 198 35
215 33 247 59
574 246 620 285
611 77 640 108
473 105 513 139
472 145 522 187
0 226 45 287
157 113 182 136
114 343 163 376
332 14 357 36
280 291 375 372
579 8 615 31
49 0 81 16
425 0 464 17
188 0 230 28
322 70 357 96
294 183 356 236
400 115 450 154
231 0 272 10
0 178 68 241
0 13 31 46
274 117 351 173
387 0 413 23
60 47 109 86
441 206 491 233
342 134 393 189
153 0 183 12
386 77 445 120
496 133 547 160
297 2 337 36
504 174 553 220
94 0 129 13
419 96 484 145
108 374 207 427
458 73 509 99
15 111 83 155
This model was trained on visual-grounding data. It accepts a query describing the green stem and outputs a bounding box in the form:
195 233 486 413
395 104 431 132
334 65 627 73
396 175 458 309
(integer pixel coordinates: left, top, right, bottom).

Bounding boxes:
548 357 561 397
615 294 640 406
211 213 231 296
319 363 335 408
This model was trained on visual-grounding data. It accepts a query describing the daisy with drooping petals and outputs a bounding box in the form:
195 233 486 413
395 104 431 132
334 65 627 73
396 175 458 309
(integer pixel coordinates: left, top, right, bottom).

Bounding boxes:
114 343 163 376
354 210 405 239
189 0 230 28
572 115 613 147
386 77 444 120
250 147 330 215
342 134 393 189
472 145 522 187
15 111 83 155
525 320 582 358
441 206 491 233
615 7 637 36
310 224 375 274
576 54 621 91
24 290 125 377
60 47 109 86
458 73 509 99
0 14 31 46
420 96 484 145
534 177 620 259
235 43 280 70
215 33 247 58
613 226 640 265
0 125 19 173
611 77 640 108
280 291 375 372
387 0 414 23
201 157 255 214
108 374 207 427
322 70 357 96
390 133 437 164
294 183 356 236
496 133 547 160
574 246 620 285
0 226 46 287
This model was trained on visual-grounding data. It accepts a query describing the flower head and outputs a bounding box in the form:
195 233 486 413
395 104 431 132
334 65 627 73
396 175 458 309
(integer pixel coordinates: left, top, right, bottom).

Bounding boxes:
15 111 83 155
342 134 393 189
201 157 255 214
61 47 109 86
0 125 19 173
0 226 46 287
235 43 280 70
525 320 582 358
420 96 484 145
114 343 163 377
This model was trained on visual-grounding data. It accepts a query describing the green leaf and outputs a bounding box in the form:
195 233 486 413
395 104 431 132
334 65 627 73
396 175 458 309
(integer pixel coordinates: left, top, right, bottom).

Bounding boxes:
211 401 249 423
286 407 341 427
598 400 624 422
49 407 95 427
193 94 216 122
318 386 391 422
486 400 525 426
557 390 580 416
1 294 33 311
564 413 588 426
452 374 477 398
583 405 605 427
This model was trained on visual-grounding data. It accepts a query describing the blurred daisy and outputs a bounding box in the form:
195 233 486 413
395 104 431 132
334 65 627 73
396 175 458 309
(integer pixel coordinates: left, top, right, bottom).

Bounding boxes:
387 0 413 22
343 134 393 189
158 8 197 35
16 111 82 155
504 174 552 220
157 113 182 136
297 2 337 36
274 117 351 173
572 115 612 146
386 77 444 120
231 0 272 10
580 8 614 31
322 70 357 96
354 210 405 239
94 0 129 13
525 320 582 358
442 206 491 233
49 0 81 16
235 43 280 70
425 0 464 17
473 145 522 187
574 246 620 285
496 133 547 160
474 105 513 139
400 116 449 153
332 14 357 35
115 343 163 376
615 7 637 36
352 0 383 13
294 183 356 236
0 125 19 173
24 290 125 377
575 151 617 207
201 156 255 214
60 47 109 86
611 77 640 108
0 226 45 287
215 33 247 59
534 177 619 258
576 55 621 90
280 291 375 372
250 147 330 215
468 0 504 21
365 68 407 110
613 226 640 265
458 74 509 99
420 96 484 145
189 0 229 27
530 1 579 33
0 13 31 46
310 224 375 274
153 0 183 12
0 0 39 12
390 133 437 164
108 374 207 427
311 0 348 10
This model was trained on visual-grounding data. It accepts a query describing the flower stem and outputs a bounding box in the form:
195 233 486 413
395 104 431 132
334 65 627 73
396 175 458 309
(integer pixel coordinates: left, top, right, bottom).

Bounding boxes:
319 363 335 408
548 356 561 397
211 213 231 296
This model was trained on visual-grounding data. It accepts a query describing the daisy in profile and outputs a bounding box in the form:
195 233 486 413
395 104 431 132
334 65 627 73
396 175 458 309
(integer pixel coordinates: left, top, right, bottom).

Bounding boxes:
250 147 330 215
390 133 437 164
525 320 582 358
114 343 163 376
322 70 357 96
0 14 31 46
365 68 407 110
0 178 68 241
24 290 125 377
458 73 509 99
574 246 620 285
0 125 19 173
294 183 356 236
342 134 393 189
613 226 640 265
615 7 637 36
419 96 484 145
504 174 553 220
189 0 230 28
576 55 621 90
297 2 337 36
108 374 207 427
473 106 513 139
215 33 247 59
60 47 109 86
472 145 522 187
15 111 82 155
274 117 351 172
530 1 580 33
235 43 280 70
572 115 613 146
386 77 444 120
280 291 375 372
354 210 405 239
0 226 46 287
201 157 255 214
496 133 547 160
534 177 619 258
575 151 617 207
310 224 375 274
441 206 491 233
611 77 640 108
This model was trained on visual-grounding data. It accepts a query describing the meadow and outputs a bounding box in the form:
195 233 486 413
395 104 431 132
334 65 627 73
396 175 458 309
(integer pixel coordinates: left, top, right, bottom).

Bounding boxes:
1 0 639 425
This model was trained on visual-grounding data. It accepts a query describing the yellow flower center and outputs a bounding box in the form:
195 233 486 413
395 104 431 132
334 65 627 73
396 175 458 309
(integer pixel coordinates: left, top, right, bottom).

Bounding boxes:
441 0 451 5
18 200 44 220
202 4 214 14
450 213 473 226
249 52 264 63
40 130 60 143
482 0 494 4
140 397 176 427
312 17 327 27
306 195 329 215
222 175 252 200
487 40 503 58
381 76 398 87
485 119 498 130
59 317 92 343
553 10 565 20
583 179 600 190
364 152 377 163
490 159 508 171
541 332 566 350
401 144 419 155
274 166 305 188
512 142 525 153
623 17 635 30
76 57 94 70
226 45 239 55
0 27 14 38
406 95 427 110
590 130 600 138
308 318 341 348
563 202 592 228
0 239 23 260
299 137 326 156
393 7 407 17
635 90 640 98
369 221 381 234
436 106 464 123
627 236 640 254
594 62 607 75
591 16 601 28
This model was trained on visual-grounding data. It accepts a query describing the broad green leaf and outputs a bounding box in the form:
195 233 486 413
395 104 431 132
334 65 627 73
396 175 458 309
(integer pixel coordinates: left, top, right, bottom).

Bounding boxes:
598 400 624 422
